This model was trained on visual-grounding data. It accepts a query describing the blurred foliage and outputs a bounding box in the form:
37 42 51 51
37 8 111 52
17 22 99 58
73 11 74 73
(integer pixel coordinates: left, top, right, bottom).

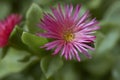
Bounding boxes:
0 0 120 80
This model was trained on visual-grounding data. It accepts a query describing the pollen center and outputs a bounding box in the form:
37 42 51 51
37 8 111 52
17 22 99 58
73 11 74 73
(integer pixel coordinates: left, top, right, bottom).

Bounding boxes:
63 31 74 42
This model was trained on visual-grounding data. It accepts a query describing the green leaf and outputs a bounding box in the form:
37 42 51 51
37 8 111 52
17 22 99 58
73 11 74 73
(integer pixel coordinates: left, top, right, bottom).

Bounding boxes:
0 46 9 60
97 29 120 54
40 75 54 80
95 32 105 49
26 3 43 33
59 64 80 80
112 60 120 80
21 32 48 56
40 56 63 79
33 0 57 6
33 0 51 5
87 0 102 9
0 48 32 78
85 54 114 77
9 26 28 50
103 1 120 25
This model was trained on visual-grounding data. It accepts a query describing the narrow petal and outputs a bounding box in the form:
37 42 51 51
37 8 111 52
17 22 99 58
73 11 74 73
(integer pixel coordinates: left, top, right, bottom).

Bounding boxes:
44 40 62 48
51 7 64 23
80 43 95 50
52 43 63 55
72 47 81 61
61 44 66 56
74 42 92 58
37 33 61 39
76 11 89 26
82 26 100 32
65 5 69 18
68 4 73 17
70 43 81 61
81 18 98 29
58 4 64 20
65 44 69 60
73 5 81 21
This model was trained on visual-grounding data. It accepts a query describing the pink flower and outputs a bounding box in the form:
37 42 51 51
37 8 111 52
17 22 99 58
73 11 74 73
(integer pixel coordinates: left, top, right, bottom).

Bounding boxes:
0 14 22 48
37 4 100 61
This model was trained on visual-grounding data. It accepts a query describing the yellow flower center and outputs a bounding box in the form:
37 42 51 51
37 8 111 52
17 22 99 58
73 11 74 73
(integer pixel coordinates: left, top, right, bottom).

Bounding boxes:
63 31 74 42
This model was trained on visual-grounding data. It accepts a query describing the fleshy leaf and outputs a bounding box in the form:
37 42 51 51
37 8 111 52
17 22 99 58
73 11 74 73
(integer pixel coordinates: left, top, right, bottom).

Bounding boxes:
9 25 28 50
87 0 102 9
85 54 114 77
21 32 48 57
112 59 120 80
26 3 43 33
57 64 79 80
40 56 63 79
0 46 9 60
0 48 32 78
97 29 120 54
103 1 120 25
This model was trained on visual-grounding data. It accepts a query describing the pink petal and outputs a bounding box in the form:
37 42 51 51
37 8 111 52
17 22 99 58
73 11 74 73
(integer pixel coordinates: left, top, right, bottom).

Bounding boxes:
76 11 89 26
73 4 81 21
52 43 63 55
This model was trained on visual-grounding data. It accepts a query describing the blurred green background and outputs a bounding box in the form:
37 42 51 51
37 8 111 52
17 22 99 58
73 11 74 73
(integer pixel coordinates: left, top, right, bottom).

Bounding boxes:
0 0 120 80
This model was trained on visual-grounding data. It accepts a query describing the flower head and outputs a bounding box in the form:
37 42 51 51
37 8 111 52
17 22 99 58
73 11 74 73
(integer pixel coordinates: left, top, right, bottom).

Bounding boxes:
38 4 100 61
0 14 22 48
